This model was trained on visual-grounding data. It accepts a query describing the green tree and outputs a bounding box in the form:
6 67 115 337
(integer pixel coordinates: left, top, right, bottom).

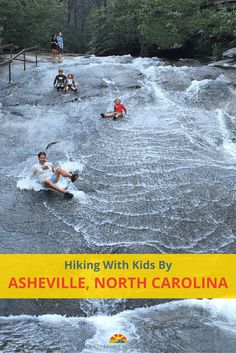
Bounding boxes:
199 7 236 57
88 0 236 57
137 0 201 48
89 0 140 55
0 0 63 49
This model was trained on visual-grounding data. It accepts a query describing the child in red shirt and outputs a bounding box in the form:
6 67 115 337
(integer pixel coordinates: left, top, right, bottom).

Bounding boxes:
101 98 127 120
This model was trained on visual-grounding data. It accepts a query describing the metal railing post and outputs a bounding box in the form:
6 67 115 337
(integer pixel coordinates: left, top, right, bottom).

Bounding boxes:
8 61 12 82
1 45 39 82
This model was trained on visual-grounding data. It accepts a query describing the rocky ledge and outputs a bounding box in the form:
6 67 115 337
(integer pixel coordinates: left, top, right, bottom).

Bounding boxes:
209 47 236 69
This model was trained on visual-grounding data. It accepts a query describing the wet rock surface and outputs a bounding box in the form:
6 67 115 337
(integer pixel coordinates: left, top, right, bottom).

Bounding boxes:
0 55 236 351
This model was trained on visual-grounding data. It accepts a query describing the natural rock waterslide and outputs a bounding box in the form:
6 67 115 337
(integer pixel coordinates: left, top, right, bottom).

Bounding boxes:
0 55 236 352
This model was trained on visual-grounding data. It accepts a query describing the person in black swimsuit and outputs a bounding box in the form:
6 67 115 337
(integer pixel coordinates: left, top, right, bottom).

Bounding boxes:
50 34 58 63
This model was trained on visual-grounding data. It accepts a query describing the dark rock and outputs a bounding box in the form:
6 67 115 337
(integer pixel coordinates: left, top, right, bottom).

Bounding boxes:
223 47 236 58
141 40 195 60
97 47 140 57
0 299 87 317
96 44 140 57
209 58 236 69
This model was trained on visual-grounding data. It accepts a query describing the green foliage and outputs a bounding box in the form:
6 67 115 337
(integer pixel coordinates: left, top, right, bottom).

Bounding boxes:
1 0 236 57
62 26 88 53
0 0 63 49
137 0 201 47
88 0 140 55
89 0 202 54
199 7 236 55
88 0 236 57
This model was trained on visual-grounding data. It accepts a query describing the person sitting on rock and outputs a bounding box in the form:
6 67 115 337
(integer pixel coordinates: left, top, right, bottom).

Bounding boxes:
101 98 127 120
54 68 66 91
30 151 79 199
65 73 77 93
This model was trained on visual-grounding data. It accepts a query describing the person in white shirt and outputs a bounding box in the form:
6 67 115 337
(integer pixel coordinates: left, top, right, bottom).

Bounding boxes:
30 151 79 199
65 73 77 93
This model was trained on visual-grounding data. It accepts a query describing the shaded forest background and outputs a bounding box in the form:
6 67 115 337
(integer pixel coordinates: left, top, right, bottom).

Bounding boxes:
0 0 236 58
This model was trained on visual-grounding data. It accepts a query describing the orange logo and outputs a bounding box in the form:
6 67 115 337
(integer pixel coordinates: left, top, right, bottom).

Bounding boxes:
109 333 128 344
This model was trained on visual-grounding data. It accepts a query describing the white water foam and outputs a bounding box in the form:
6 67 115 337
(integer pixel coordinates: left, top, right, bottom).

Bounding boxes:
16 177 68 191
185 79 212 101
81 313 139 353
185 74 232 102
1 299 236 352
216 74 232 84
71 190 90 203
17 176 89 203
2 298 236 325
223 142 236 158
59 160 83 173
217 109 236 159
26 299 236 350
16 161 86 211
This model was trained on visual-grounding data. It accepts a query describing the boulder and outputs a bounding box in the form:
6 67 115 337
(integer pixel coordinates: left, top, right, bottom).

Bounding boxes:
223 48 236 58
209 58 236 69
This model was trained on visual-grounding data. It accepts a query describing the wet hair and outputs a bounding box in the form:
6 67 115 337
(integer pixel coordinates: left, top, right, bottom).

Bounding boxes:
38 151 46 158
67 73 73 79
114 98 121 104
58 68 64 73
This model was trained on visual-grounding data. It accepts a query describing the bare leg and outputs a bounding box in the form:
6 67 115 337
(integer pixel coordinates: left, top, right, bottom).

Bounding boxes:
104 112 116 118
54 167 72 179
52 49 56 63
43 179 65 193
43 168 79 197
114 112 123 119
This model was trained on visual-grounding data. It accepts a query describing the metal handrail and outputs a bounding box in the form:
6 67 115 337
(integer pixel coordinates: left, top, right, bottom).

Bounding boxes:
0 46 39 82
0 43 15 59
0 43 15 50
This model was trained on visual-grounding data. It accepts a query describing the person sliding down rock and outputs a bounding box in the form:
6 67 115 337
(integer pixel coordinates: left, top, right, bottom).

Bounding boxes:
30 152 79 199
101 98 127 120
54 68 66 91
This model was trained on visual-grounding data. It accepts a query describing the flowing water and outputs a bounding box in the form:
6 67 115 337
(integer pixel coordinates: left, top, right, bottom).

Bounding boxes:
0 55 236 352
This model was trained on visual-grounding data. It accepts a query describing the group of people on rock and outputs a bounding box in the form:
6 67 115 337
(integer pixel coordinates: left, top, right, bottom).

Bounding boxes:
30 32 128 199
54 69 77 93
50 32 64 63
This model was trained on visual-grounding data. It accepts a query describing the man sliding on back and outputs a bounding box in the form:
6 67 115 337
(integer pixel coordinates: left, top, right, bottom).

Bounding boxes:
30 152 79 199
